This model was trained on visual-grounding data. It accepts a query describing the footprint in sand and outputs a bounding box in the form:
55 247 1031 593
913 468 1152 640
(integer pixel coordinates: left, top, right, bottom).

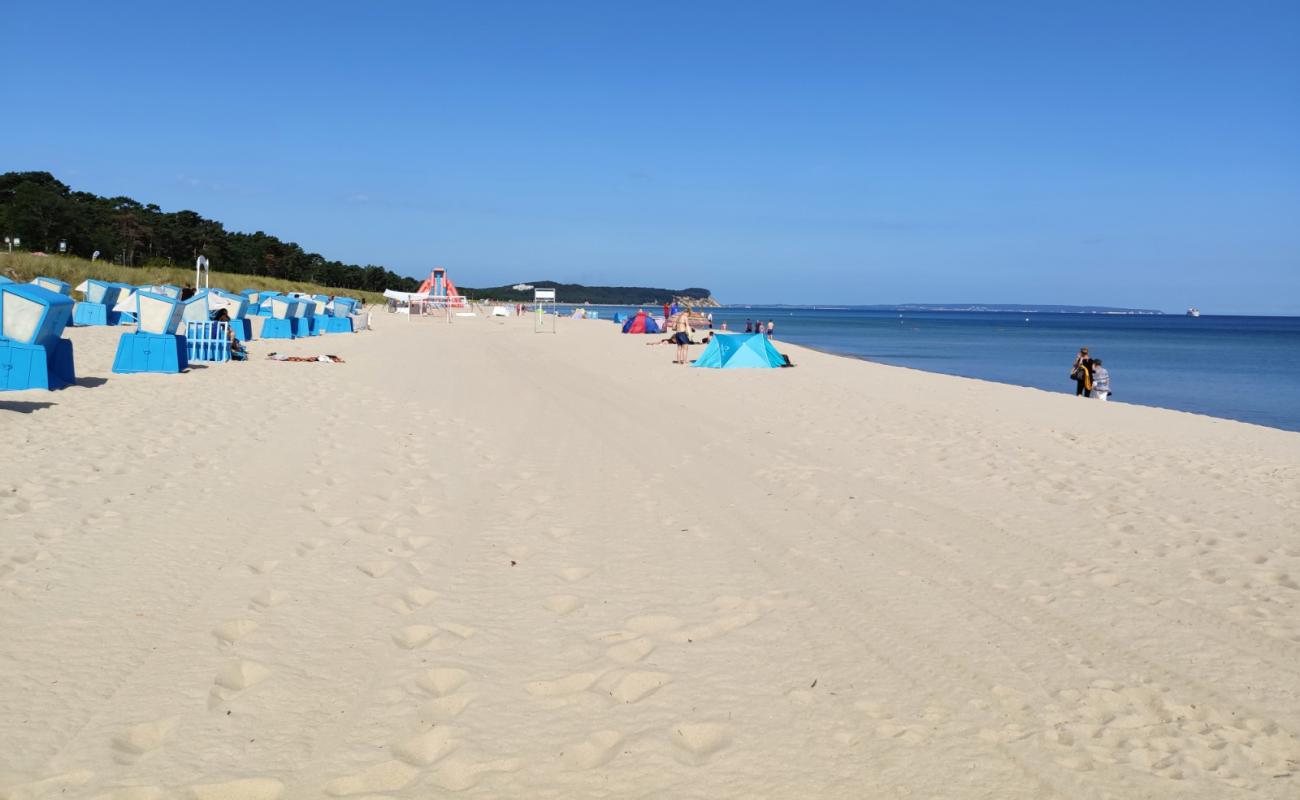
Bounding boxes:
212 619 258 646
526 672 601 698
247 560 279 575
359 519 391 536
1190 567 1229 585
1089 571 1124 588
561 730 624 770
392 725 457 766
92 787 168 800
421 692 477 722
384 587 438 615
394 625 437 649
208 661 271 708
439 622 476 639
606 637 656 665
296 537 328 556
418 667 470 696
606 671 672 704
428 758 522 792
408 587 439 606
670 722 732 765
403 535 433 552
324 760 419 796
249 589 288 610
558 567 592 583
545 594 584 615
662 596 774 643
358 560 397 578
112 718 177 762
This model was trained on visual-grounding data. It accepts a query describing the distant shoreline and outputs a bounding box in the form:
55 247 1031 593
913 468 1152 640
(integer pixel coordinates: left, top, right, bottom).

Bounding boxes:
551 302 1167 315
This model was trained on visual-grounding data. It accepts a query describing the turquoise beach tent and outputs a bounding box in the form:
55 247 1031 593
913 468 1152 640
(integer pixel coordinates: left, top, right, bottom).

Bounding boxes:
692 333 785 369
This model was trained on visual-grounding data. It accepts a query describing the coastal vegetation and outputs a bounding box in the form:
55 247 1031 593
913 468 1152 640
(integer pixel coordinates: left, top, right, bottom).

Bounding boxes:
1 171 716 306
0 171 420 294
0 252 388 306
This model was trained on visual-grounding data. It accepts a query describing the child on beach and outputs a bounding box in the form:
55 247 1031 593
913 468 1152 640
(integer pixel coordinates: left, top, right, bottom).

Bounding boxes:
1092 359 1111 401
766 320 774 338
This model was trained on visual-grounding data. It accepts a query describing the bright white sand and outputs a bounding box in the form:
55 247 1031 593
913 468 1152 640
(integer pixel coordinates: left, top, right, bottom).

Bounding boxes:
2 313 1299 799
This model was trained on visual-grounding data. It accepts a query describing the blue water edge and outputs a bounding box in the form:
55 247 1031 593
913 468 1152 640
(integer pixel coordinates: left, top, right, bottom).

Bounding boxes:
558 305 1300 433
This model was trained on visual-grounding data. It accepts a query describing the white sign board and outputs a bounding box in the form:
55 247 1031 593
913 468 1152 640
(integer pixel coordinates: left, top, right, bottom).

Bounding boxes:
534 288 556 301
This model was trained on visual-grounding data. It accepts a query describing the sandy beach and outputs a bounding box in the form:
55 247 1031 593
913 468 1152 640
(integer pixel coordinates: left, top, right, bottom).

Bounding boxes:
2 313 1299 799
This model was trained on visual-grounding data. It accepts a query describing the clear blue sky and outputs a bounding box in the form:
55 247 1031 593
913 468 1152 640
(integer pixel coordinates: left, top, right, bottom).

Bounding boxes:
6 1 1298 313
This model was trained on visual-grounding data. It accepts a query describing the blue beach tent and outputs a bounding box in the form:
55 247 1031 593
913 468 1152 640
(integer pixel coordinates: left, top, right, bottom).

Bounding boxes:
692 333 785 369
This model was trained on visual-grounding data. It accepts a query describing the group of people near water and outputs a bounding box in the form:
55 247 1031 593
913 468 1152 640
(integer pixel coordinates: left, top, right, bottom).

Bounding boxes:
1071 347 1111 400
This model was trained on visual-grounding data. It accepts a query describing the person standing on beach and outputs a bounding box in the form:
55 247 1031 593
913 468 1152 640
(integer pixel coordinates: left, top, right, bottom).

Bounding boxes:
672 310 692 364
707 312 714 329
1071 347 1093 397
1091 359 1111 401
766 320 775 338
745 319 753 333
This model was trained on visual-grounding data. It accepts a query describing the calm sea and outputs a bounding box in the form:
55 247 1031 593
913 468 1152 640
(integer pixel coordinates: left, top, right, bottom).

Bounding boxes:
559 305 1300 433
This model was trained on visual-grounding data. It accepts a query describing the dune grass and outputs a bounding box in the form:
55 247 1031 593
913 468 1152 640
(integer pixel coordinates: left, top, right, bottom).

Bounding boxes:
0 252 387 305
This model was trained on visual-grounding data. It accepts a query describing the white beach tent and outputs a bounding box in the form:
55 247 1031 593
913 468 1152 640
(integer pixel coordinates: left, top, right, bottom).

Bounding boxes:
383 289 431 315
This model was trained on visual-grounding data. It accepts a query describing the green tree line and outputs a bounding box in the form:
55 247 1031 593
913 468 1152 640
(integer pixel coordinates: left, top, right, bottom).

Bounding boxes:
0 172 419 293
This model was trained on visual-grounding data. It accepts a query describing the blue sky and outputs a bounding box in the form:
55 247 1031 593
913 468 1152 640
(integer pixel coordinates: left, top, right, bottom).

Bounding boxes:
5 1 1298 312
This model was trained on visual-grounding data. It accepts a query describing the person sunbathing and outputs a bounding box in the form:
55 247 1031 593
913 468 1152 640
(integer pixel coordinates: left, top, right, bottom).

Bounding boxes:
266 352 345 363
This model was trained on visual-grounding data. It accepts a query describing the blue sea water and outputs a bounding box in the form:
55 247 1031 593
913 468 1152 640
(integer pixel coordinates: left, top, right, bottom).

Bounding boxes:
560 305 1300 433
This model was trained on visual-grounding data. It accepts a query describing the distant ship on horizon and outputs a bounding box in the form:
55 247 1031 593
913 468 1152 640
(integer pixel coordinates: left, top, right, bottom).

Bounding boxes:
1187 307 1201 317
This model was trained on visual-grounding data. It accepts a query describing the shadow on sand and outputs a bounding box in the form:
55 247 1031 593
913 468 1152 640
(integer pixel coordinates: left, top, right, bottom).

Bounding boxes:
0 400 56 414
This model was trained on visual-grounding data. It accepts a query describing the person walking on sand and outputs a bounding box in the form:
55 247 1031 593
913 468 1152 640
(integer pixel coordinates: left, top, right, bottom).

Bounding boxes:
1071 347 1093 397
1091 358 1111 401
672 310 693 364
766 320 775 338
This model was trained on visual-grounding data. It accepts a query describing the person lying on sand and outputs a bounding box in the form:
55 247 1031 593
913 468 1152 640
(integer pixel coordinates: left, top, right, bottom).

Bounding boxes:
646 333 710 347
266 352 345 363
